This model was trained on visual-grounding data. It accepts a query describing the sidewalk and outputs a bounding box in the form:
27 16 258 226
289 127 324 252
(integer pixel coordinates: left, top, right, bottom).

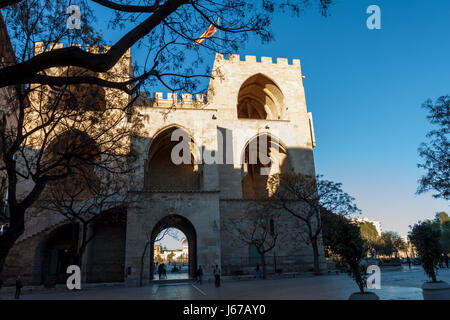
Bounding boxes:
1 266 448 300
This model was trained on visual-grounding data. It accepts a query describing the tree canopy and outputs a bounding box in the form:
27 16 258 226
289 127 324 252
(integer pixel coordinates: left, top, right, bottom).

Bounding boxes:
417 95 450 200
0 0 333 93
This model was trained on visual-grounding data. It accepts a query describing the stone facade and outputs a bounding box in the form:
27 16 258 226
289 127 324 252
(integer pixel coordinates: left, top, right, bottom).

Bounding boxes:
2 50 327 286
124 53 326 285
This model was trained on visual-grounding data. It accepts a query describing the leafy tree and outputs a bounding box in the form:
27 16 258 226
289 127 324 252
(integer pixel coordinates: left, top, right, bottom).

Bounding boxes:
377 231 403 258
320 208 341 257
358 221 379 257
417 95 449 200
323 213 367 293
392 235 407 258
432 212 450 255
268 173 361 275
167 252 175 263
409 221 442 282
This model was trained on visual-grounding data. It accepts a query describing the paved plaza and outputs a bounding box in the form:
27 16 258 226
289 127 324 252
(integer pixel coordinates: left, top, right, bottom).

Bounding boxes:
1 266 449 300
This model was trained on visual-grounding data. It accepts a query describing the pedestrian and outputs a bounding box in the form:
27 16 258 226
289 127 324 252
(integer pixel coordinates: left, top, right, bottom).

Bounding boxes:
213 264 221 287
197 265 203 285
445 255 449 269
15 275 22 300
162 264 167 279
254 264 260 279
158 263 163 280
406 256 411 270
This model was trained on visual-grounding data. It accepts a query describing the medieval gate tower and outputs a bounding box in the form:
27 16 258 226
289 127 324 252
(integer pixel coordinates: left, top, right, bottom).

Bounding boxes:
126 53 323 285
3 50 325 286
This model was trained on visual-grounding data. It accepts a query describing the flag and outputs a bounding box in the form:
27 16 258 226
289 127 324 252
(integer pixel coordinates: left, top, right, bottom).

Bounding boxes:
194 23 217 45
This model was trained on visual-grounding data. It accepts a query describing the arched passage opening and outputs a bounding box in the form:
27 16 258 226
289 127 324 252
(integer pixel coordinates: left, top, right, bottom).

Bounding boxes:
237 74 285 120
150 215 197 281
145 126 201 191
153 229 189 280
40 224 78 286
241 134 291 198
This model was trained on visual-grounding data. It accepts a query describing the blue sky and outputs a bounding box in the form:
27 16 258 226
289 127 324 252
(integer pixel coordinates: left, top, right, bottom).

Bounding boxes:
261 0 450 236
95 0 449 237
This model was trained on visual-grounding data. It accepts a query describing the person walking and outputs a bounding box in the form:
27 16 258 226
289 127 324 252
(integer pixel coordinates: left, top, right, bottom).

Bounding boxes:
445 255 449 269
406 256 411 270
162 264 167 279
213 264 221 287
158 263 163 280
197 265 203 285
15 276 22 300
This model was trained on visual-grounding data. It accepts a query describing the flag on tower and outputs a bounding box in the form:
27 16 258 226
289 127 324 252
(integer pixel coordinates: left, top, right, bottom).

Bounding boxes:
194 23 217 45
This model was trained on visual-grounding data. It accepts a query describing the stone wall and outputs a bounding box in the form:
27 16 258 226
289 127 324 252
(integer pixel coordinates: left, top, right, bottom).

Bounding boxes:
219 199 327 275
124 191 221 286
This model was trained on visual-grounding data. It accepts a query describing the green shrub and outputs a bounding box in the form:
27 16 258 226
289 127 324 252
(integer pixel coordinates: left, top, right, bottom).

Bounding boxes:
324 213 367 293
409 222 442 282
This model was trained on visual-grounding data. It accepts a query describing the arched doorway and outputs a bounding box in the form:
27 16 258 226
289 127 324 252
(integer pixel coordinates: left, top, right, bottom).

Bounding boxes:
40 224 78 286
154 229 189 279
145 126 201 191
150 215 197 280
241 134 291 198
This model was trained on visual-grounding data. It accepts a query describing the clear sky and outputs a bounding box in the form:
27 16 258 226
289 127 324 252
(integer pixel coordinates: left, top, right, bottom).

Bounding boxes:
94 0 449 237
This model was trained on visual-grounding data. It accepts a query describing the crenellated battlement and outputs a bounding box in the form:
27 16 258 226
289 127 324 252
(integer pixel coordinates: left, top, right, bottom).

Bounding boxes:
216 53 300 67
134 91 207 108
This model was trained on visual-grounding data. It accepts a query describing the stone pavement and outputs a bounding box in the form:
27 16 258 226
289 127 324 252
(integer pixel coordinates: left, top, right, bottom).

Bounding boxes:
1 266 449 300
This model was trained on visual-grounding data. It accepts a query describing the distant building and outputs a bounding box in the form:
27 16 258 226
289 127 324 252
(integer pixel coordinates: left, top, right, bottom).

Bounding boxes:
154 237 189 263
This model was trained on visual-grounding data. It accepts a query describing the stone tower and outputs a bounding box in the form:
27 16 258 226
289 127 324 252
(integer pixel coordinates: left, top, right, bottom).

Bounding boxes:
125 53 323 285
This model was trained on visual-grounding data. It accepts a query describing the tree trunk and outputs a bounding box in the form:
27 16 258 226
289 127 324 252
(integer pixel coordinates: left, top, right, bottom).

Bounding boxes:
311 238 321 275
0 225 24 274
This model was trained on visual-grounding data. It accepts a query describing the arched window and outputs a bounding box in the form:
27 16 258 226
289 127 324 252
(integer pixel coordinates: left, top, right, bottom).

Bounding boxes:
145 126 201 191
237 74 285 120
241 134 291 199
